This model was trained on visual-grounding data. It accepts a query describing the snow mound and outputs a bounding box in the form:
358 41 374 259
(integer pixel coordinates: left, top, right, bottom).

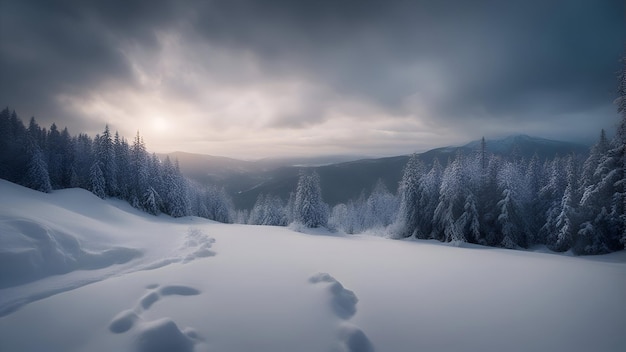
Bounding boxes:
0 217 141 289
0 180 217 317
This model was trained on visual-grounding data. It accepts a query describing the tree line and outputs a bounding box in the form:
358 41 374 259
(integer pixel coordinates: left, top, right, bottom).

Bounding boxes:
243 126 624 255
0 111 234 223
1 108 623 255
242 57 626 255
1 58 624 254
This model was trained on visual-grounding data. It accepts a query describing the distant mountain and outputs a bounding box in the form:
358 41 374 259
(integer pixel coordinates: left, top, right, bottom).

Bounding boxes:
168 135 589 210
463 135 589 160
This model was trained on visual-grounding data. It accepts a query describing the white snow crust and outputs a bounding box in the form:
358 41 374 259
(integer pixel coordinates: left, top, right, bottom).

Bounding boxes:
0 179 625 352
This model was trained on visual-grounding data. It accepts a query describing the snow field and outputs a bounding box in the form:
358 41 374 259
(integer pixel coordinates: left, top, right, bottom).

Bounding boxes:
0 180 625 352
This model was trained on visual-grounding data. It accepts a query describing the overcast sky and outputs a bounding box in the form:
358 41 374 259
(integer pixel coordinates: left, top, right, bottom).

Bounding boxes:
1 0 624 159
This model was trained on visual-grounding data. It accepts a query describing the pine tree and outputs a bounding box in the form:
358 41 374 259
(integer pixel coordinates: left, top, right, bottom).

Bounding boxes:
59 127 75 189
416 158 442 239
162 158 190 218
46 123 63 189
89 161 106 199
97 125 118 196
394 154 425 237
114 132 131 200
496 161 531 249
433 153 466 243
548 155 579 251
25 138 52 193
249 194 267 225
263 195 287 226
480 155 503 245
130 132 149 209
72 133 93 189
539 157 567 245
365 180 398 230
524 153 545 241
293 170 328 228
142 186 161 215
458 193 480 243
576 131 612 254
205 185 233 223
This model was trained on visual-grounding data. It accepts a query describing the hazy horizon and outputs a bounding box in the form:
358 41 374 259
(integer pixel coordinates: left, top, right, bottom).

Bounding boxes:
1 0 624 159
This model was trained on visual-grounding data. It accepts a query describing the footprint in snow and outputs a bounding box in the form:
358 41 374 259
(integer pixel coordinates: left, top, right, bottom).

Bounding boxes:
108 284 204 352
309 272 359 320
309 272 375 352
336 322 375 352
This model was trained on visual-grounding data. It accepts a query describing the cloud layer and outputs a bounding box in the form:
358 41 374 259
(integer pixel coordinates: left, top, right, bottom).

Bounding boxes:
1 0 624 158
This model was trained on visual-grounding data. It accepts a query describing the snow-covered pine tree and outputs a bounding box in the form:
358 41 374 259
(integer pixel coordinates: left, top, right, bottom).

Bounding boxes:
89 161 106 199
262 195 287 226
495 161 530 248
549 155 580 252
539 157 567 245
293 170 328 228
98 125 118 196
234 209 249 224
114 132 131 200
248 194 267 225
142 186 161 215
614 55 626 247
458 192 480 244
329 203 349 232
142 153 164 214
457 151 482 243
415 158 442 239
57 127 75 189
163 158 190 218
394 154 424 238
580 130 610 203
612 56 626 248
130 132 149 209
207 185 234 223
25 137 52 193
364 179 398 230
46 123 63 189
72 133 93 189
432 153 466 243
524 153 545 242
479 154 503 245
576 131 612 254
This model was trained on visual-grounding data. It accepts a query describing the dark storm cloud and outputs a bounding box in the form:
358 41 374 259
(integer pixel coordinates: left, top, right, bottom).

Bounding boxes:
0 0 184 130
1 0 624 140
179 0 625 121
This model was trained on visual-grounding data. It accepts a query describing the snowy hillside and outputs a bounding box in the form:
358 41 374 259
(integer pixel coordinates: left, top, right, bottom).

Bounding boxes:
1 179 625 352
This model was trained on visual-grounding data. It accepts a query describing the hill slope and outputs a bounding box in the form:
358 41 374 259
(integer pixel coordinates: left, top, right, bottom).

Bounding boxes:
0 180 624 352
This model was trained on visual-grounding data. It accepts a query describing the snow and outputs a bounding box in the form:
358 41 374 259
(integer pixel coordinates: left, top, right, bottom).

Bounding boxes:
1 179 625 352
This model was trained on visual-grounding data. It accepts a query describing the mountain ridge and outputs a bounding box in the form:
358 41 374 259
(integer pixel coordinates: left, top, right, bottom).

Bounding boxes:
165 135 590 210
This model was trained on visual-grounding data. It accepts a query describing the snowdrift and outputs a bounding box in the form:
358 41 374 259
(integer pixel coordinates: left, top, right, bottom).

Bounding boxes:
0 179 625 352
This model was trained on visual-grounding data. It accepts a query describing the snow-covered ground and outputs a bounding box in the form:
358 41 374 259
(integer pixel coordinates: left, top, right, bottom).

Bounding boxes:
1 179 625 352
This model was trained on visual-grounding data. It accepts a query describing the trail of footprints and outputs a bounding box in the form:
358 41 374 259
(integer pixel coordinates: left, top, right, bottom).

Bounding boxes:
109 284 203 352
309 272 375 352
109 273 374 352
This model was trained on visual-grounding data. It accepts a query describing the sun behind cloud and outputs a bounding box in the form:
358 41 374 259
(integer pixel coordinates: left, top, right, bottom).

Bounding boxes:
150 116 169 133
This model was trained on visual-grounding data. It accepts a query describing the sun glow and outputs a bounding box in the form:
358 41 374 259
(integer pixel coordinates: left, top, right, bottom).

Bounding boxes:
151 117 169 133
